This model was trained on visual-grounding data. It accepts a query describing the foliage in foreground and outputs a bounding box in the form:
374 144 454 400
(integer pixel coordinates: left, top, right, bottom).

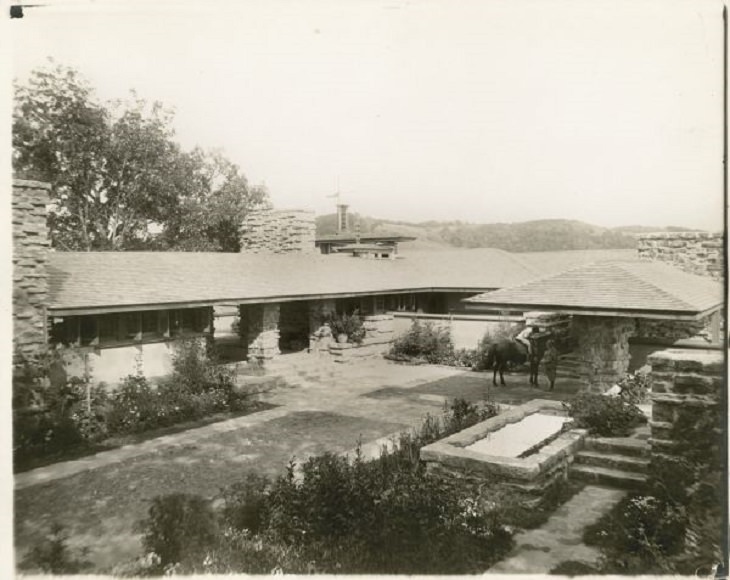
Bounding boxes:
13 340 254 469
562 392 647 437
110 398 511 576
579 395 723 575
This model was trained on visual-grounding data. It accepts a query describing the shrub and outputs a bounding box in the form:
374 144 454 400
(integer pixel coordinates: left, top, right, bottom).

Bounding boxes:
220 472 271 534
617 370 651 404
137 399 511 575
388 320 455 364
326 311 366 344
562 392 646 437
140 493 219 568
583 494 688 574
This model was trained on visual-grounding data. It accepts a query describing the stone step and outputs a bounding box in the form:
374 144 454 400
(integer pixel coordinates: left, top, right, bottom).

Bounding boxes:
574 450 650 474
570 464 647 490
584 436 650 458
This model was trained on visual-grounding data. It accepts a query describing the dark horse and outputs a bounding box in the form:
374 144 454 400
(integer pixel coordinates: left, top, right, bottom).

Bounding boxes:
484 336 546 386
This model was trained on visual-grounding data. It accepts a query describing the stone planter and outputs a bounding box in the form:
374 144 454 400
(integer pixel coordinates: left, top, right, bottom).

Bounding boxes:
337 333 349 344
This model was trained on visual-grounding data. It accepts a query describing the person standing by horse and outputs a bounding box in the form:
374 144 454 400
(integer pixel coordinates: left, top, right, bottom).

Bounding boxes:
542 337 559 390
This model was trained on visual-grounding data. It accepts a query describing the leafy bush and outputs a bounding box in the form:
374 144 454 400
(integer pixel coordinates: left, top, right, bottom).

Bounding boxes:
583 494 688 574
326 311 366 344
140 493 219 570
135 398 511 575
562 392 647 437
387 320 455 364
19 523 92 574
617 370 651 404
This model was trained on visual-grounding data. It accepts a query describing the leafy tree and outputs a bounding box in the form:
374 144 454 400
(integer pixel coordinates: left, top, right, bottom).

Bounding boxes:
158 148 270 252
13 60 269 251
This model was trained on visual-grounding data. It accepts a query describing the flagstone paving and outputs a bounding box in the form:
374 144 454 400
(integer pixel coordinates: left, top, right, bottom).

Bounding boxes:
488 485 626 574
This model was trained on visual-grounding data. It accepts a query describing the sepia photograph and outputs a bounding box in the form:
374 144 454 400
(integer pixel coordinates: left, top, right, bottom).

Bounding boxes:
4 0 727 576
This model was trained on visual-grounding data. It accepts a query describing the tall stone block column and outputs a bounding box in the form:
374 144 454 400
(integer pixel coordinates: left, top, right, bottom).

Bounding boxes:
13 179 51 365
243 304 281 361
572 316 634 392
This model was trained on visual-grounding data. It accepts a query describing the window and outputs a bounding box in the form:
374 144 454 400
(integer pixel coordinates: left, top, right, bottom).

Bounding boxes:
50 308 211 348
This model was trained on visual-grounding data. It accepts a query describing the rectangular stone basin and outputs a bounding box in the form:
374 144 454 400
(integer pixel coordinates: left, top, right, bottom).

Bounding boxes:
421 399 586 485
464 412 572 458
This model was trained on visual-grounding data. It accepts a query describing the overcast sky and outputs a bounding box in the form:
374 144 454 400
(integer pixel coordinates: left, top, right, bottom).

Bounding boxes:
6 0 726 230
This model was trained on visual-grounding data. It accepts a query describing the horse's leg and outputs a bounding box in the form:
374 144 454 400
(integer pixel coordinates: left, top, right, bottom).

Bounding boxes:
493 366 498 386
500 364 506 386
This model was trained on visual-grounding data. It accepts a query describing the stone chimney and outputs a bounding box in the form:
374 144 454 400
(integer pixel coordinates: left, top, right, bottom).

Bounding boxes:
13 179 51 364
336 204 349 233
241 209 317 254
637 232 724 281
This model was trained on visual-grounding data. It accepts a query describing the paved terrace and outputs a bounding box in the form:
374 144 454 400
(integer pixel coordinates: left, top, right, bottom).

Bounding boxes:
15 355 582 572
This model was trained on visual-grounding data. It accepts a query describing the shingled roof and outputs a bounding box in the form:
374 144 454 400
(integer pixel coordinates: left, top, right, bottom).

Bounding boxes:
465 260 723 319
47 248 539 314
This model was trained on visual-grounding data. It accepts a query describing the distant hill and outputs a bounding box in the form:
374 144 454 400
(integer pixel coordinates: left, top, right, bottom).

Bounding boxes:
315 214 698 253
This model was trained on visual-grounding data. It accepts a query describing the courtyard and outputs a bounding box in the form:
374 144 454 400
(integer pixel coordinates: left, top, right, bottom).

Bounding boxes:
15 355 583 572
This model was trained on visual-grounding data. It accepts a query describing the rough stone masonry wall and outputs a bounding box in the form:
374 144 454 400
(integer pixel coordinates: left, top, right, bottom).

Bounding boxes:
572 316 635 392
241 303 281 361
328 314 395 362
13 179 51 365
647 348 723 486
241 209 317 254
638 232 724 281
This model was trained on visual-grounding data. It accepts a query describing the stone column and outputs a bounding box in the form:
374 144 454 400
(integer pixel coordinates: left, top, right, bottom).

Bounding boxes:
572 316 635 392
243 303 281 361
12 179 51 366
308 299 337 353
647 349 723 500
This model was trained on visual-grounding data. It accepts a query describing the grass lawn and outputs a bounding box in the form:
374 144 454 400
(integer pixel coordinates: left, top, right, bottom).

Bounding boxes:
15 410 406 573
365 372 581 406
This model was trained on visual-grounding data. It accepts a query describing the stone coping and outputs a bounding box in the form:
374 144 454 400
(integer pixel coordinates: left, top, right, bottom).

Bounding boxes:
420 399 586 481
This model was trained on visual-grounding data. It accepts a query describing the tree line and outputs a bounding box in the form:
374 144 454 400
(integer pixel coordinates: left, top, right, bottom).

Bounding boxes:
13 60 270 252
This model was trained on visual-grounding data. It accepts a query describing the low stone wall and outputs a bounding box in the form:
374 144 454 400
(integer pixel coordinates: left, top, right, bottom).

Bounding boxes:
329 314 394 362
638 232 724 281
422 400 585 503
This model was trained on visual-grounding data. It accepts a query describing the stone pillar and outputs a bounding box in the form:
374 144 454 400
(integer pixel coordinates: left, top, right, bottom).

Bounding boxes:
308 299 337 353
572 316 634 392
243 304 280 361
647 349 723 500
12 179 51 365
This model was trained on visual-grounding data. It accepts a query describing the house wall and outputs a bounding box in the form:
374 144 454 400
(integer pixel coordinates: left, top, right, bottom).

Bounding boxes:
637 232 724 281
12 179 51 366
61 340 207 386
241 209 317 254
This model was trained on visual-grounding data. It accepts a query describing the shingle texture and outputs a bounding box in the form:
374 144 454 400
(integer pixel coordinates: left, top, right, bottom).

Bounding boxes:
466 260 723 315
47 248 536 311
